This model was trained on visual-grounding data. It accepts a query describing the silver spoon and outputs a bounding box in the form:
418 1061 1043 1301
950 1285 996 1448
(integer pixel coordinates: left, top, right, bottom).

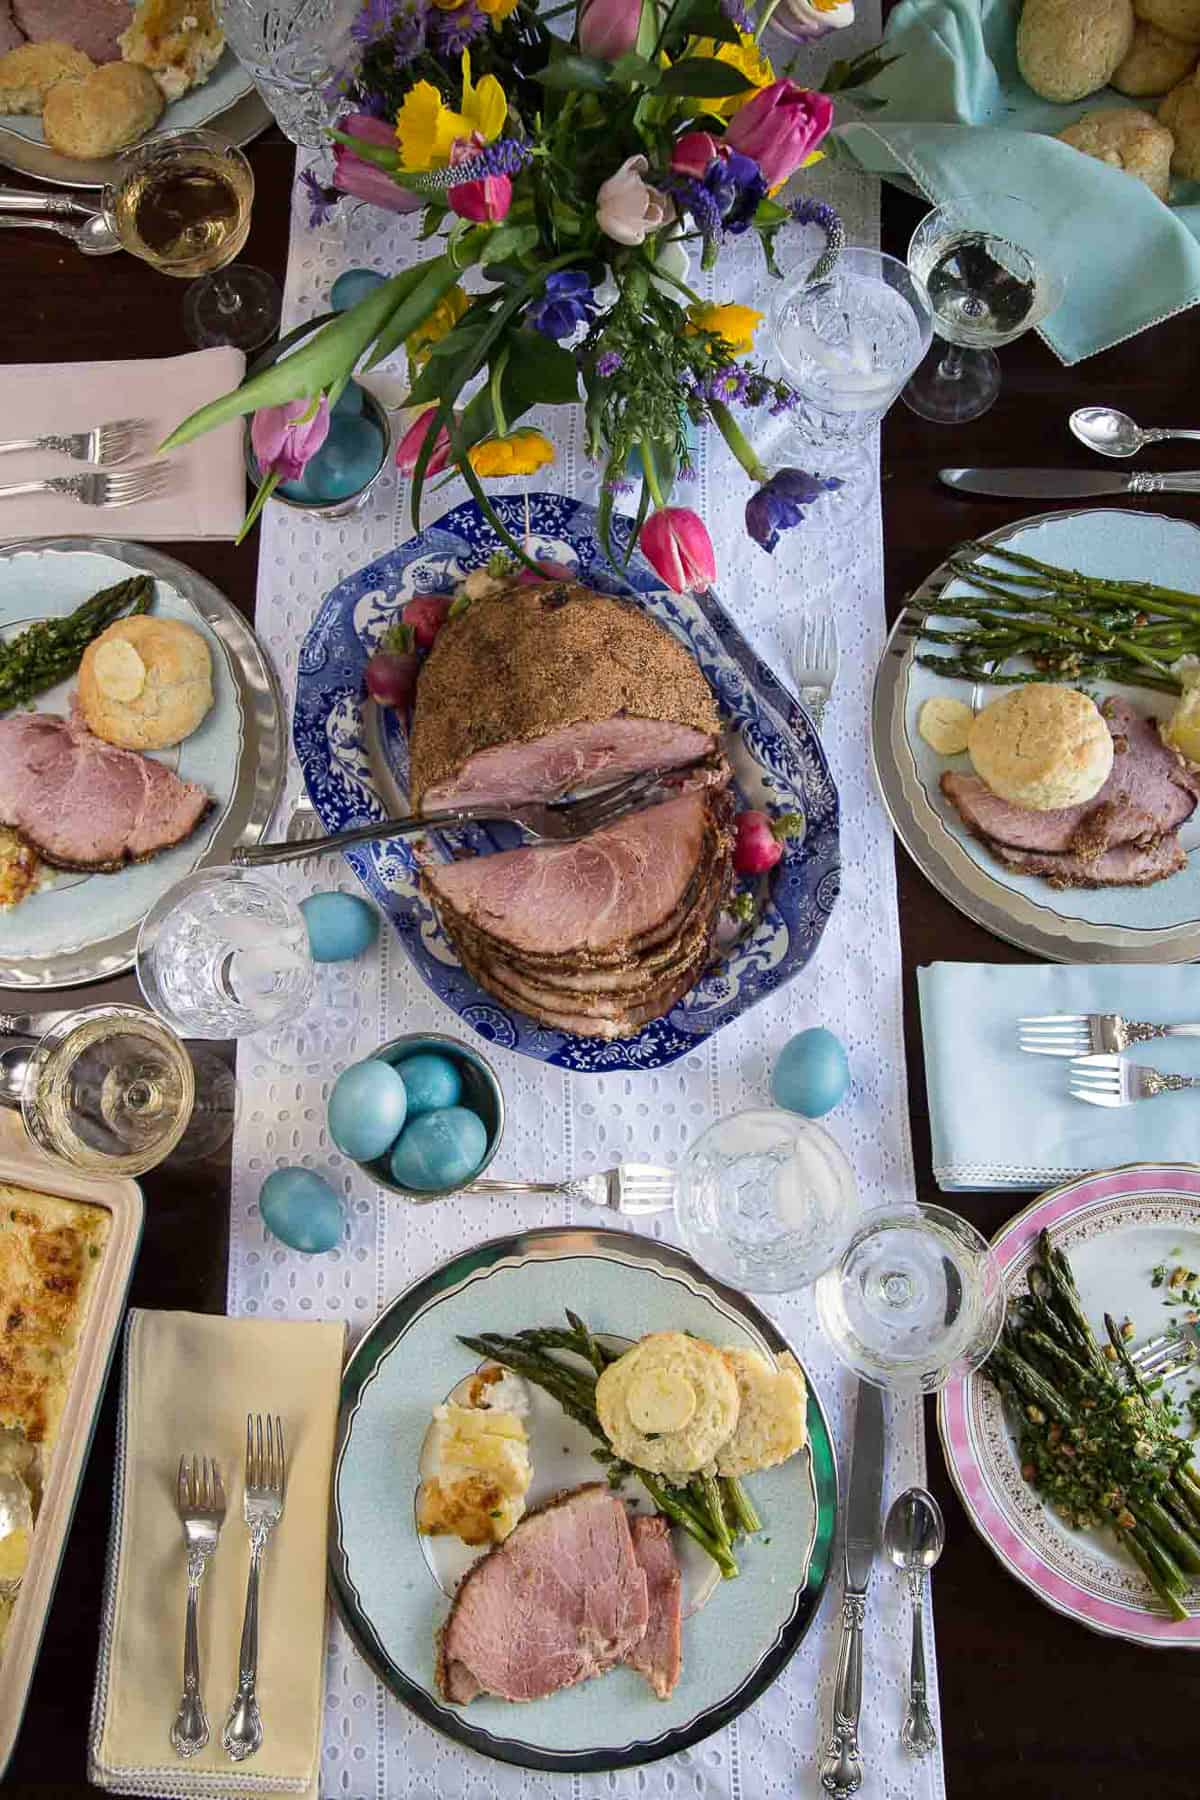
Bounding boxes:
0 188 120 256
1070 405 1200 459
884 1485 944 1757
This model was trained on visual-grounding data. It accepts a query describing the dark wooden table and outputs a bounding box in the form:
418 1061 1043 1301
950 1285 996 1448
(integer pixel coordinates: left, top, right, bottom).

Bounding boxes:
4 133 1200 1797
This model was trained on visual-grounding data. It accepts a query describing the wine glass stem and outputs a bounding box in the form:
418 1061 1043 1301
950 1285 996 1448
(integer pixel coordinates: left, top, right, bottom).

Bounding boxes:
938 344 967 382
211 274 242 317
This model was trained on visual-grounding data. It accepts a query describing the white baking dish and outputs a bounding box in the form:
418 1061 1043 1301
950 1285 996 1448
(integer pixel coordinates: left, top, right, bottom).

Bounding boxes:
0 1141 143 1777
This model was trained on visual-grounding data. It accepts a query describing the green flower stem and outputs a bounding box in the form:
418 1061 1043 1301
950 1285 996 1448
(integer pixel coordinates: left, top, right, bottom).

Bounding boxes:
755 0 786 36
708 396 769 484
639 442 666 510
489 346 511 438
327 127 401 171
235 469 280 546
643 251 703 309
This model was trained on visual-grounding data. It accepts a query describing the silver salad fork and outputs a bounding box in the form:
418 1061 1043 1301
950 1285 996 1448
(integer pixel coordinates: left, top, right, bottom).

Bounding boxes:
223 1414 286 1763
170 1454 226 1758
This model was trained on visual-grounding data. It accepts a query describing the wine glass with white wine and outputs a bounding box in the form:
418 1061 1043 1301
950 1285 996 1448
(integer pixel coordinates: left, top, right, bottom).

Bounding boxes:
103 128 280 352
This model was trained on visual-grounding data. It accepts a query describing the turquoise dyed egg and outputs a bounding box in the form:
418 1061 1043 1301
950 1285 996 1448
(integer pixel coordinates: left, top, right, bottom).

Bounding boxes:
333 379 366 418
389 1105 488 1191
331 267 386 312
394 1051 463 1118
329 1058 408 1161
259 1166 343 1253
301 890 378 962
772 1028 849 1119
306 415 384 501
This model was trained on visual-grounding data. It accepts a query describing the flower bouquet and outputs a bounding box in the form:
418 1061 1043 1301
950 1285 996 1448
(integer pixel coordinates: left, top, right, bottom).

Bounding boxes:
162 0 889 589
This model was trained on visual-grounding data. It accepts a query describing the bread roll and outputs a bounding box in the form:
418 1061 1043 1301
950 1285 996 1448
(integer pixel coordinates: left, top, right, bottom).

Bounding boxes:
716 1350 808 1478
1058 105 1175 199
967 685 1114 812
1017 0 1135 101
1136 0 1200 43
42 60 163 158
596 1331 740 1477
1113 18 1198 92
118 0 225 103
0 39 91 112
78 616 213 750
1160 71 1200 172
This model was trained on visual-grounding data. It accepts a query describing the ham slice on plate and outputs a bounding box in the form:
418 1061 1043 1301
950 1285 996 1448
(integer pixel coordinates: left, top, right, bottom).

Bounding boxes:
12 0 130 61
625 1514 682 1700
993 838 1187 888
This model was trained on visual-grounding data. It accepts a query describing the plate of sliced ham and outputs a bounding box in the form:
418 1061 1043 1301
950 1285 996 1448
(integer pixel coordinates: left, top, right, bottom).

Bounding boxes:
293 492 840 1072
0 539 283 987
329 1226 837 1773
874 508 1200 962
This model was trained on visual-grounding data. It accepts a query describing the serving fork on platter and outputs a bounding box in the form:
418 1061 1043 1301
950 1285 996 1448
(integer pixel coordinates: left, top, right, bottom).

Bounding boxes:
170 1454 226 1759
1130 1321 1200 1385
0 465 170 510
1067 1054 1200 1107
222 1414 286 1763
233 763 706 868
1019 1013 1200 1056
0 418 148 467
465 1162 675 1214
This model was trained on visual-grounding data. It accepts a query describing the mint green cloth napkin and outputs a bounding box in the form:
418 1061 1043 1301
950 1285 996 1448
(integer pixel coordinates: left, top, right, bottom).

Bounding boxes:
834 0 1200 363
918 962 1200 1191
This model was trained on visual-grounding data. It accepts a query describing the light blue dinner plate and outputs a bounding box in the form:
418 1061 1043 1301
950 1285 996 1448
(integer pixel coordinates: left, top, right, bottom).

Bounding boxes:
873 508 1200 962
294 492 841 1072
329 1227 837 1773
0 49 252 147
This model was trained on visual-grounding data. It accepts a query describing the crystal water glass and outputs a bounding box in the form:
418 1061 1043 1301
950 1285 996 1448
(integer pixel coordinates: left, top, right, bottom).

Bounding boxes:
814 1203 1006 1392
904 194 1066 424
769 246 933 518
217 0 364 148
136 866 314 1040
675 1108 860 1293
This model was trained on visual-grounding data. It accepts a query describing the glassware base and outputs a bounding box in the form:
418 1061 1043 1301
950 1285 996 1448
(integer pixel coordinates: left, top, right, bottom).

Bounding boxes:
902 343 1001 424
163 1046 240 1165
183 265 281 352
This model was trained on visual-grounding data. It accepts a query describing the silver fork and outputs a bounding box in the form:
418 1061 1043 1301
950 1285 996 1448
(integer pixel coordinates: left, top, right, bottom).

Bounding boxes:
232 764 701 868
222 1414 286 1764
794 609 839 727
0 418 147 467
0 465 170 509
1067 1053 1200 1106
285 805 322 845
1131 1320 1200 1383
170 1454 226 1759
1020 1012 1200 1056
464 1161 675 1214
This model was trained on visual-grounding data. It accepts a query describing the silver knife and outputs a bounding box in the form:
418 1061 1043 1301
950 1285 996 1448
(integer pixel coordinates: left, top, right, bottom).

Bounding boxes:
941 467 1200 499
819 1381 886 1799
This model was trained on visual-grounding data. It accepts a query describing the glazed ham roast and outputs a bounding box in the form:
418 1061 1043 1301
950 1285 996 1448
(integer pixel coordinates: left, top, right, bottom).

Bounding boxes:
437 1485 682 1705
0 709 211 871
941 697 1200 890
413 581 734 1038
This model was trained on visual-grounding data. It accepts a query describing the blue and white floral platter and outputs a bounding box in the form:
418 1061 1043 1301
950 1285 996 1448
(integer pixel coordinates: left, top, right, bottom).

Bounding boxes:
294 493 840 1073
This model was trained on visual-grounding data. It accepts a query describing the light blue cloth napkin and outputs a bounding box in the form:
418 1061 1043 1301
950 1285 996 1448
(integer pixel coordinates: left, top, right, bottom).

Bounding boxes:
919 962 1200 1191
834 0 1200 363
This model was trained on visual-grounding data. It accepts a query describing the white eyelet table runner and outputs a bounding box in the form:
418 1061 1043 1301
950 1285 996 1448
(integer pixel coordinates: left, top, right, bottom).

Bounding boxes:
226 13 947 1795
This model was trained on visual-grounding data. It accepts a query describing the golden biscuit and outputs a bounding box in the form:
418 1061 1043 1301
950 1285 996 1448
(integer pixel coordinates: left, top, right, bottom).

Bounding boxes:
1160 71 1200 173
41 60 163 159
716 1350 807 1478
0 39 92 114
1113 18 1198 92
78 615 214 750
596 1331 740 1478
967 685 1114 813
1017 0 1135 101
1058 105 1175 199
119 0 225 103
1137 0 1200 42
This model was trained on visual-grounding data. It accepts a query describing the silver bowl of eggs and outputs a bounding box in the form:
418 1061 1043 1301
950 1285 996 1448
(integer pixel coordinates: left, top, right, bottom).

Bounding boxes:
328 1032 505 1200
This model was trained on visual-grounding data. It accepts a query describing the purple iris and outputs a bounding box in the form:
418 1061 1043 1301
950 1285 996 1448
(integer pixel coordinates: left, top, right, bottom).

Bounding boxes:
527 271 597 341
300 169 339 228
666 149 766 241
745 468 842 553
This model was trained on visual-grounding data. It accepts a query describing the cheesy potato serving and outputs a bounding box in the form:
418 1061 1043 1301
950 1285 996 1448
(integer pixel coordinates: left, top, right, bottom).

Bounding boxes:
417 1366 532 1547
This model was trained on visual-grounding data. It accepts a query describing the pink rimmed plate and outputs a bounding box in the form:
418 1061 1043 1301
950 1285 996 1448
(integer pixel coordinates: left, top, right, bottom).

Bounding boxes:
939 1164 1200 1648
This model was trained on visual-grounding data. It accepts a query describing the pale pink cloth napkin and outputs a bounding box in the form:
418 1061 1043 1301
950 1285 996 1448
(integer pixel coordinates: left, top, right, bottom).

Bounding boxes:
1 347 247 540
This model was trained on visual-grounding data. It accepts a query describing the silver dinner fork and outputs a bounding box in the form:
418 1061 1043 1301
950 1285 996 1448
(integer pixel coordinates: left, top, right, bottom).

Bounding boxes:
1067 1053 1200 1106
170 1454 226 1759
794 609 839 728
223 1414 286 1764
1020 1012 1200 1056
0 465 170 510
233 763 702 867
0 418 147 467
1131 1320 1200 1384
464 1161 675 1214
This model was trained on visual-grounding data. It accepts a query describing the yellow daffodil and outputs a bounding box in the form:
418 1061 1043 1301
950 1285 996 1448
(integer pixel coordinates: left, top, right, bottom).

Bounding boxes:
407 284 469 369
430 0 471 9
684 32 773 118
396 52 507 170
479 0 521 18
686 302 763 357
468 429 555 477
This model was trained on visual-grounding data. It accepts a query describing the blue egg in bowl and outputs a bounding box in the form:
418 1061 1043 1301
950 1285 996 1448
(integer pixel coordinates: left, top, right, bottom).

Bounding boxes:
349 1032 504 1199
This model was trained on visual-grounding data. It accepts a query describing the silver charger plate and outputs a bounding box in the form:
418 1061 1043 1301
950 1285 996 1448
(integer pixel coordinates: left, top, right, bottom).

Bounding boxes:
0 83 271 191
0 536 283 989
871 506 1200 964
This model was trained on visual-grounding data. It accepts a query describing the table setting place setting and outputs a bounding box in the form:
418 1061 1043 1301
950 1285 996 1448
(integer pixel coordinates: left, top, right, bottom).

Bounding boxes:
8 0 1200 1794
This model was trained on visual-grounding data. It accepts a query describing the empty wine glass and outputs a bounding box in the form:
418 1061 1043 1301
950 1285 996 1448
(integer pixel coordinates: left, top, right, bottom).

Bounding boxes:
217 0 364 148
904 194 1066 424
814 1203 1006 1392
769 246 934 518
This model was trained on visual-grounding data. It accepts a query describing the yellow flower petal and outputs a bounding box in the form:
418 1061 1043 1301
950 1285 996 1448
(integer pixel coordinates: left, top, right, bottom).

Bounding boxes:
407 284 470 370
685 32 773 118
460 52 508 142
479 0 520 18
468 429 555 477
686 302 764 357
396 81 469 170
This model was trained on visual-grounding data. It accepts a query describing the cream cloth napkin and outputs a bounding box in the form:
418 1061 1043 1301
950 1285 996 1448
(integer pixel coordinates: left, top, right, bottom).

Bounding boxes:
1 348 246 541
89 1309 345 1798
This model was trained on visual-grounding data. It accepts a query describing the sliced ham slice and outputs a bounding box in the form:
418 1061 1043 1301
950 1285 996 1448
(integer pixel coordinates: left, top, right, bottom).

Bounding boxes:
0 2 23 52
625 1515 682 1700
437 1485 649 1705
992 838 1188 888
13 0 130 60
423 717 715 812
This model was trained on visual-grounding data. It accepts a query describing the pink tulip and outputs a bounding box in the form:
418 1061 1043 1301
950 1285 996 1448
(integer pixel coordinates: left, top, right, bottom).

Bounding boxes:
671 130 721 178
395 407 454 479
638 507 716 594
448 174 512 223
333 113 421 214
577 0 642 61
251 394 331 483
723 81 834 188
